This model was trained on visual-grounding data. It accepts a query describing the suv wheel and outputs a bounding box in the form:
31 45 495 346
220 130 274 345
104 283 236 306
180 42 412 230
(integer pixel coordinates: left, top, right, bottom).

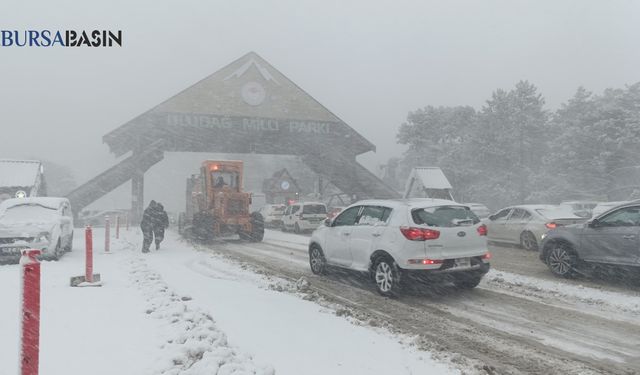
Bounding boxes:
453 274 483 289
240 212 264 242
520 231 538 251
309 245 327 275
64 232 73 252
546 244 577 278
294 223 301 234
53 239 62 261
373 256 401 297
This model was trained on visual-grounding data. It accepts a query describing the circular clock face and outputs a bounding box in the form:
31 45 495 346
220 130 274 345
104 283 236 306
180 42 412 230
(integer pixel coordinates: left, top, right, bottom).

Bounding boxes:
280 180 290 190
241 81 266 106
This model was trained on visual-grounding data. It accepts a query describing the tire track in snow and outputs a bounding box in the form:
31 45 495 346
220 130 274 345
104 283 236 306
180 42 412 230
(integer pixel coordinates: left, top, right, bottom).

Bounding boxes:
204 237 640 375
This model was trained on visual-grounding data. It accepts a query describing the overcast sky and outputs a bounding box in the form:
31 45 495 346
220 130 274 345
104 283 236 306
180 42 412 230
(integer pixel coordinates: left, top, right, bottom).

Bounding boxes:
1 0 639 186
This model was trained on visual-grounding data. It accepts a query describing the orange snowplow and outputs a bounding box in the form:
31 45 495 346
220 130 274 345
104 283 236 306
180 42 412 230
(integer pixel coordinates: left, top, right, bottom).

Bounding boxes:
179 160 264 242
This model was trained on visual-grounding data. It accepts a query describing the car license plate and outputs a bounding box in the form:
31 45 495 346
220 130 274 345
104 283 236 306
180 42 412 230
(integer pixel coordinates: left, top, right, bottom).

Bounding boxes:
455 257 471 268
1 247 23 255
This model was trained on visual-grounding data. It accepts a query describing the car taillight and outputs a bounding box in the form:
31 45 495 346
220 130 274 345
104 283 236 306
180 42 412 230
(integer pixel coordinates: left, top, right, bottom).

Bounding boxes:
477 224 488 236
400 226 440 241
407 258 444 265
545 222 557 229
482 252 492 260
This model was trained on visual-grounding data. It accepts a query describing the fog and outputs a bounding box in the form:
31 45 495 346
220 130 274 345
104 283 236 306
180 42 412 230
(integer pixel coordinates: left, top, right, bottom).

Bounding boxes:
1 0 639 212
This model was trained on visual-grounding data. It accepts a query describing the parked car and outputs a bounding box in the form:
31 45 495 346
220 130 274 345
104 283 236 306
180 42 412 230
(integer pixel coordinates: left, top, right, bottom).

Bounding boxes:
559 201 598 218
308 199 490 296
486 205 586 251
258 204 286 228
0 197 74 262
465 203 491 219
282 202 327 233
540 202 640 278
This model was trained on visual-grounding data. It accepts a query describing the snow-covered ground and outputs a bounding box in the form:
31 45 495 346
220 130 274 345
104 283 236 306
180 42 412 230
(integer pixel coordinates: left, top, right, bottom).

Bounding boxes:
0 228 459 375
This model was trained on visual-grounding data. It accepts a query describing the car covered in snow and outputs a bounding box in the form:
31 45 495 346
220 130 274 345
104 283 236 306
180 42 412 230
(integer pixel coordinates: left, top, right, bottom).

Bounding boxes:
308 199 491 296
257 204 286 228
540 201 640 278
486 205 586 251
0 197 74 262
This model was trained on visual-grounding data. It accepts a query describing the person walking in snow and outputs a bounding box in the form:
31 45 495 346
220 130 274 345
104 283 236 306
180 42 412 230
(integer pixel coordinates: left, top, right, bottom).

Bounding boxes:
153 203 169 250
140 200 158 253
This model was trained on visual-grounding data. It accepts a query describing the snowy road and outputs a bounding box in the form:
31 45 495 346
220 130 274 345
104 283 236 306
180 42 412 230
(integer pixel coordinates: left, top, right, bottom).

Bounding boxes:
2 228 640 375
199 230 640 375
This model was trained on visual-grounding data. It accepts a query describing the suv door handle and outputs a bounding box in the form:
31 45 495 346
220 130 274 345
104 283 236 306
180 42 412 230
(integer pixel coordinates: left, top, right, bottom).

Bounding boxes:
372 233 381 237
342 232 350 236
622 235 636 239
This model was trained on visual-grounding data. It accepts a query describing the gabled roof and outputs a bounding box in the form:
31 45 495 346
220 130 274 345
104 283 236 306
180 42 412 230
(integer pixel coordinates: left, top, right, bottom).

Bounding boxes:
262 168 301 193
104 51 375 157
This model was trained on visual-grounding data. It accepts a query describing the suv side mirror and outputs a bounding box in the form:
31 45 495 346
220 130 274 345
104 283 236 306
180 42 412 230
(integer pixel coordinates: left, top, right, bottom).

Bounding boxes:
488 214 495 221
588 218 600 228
324 218 332 227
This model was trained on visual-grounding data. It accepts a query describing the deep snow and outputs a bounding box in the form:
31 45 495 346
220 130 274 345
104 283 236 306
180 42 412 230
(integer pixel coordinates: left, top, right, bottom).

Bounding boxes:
0 228 459 375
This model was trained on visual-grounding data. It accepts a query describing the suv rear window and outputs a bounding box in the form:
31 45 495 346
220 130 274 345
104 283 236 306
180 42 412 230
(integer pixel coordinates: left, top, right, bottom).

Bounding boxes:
303 204 327 214
412 205 480 227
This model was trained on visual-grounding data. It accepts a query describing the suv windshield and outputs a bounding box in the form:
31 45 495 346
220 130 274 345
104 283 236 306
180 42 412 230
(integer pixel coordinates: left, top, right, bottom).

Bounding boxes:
302 204 326 214
412 205 480 227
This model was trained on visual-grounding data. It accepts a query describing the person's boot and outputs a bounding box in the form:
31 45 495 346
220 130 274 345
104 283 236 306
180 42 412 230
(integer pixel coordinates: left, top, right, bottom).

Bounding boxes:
155 242 160 250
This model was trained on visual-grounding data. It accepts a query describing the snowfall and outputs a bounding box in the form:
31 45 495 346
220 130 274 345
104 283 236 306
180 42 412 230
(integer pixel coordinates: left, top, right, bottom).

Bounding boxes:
0 228 458 375
3 227 640 374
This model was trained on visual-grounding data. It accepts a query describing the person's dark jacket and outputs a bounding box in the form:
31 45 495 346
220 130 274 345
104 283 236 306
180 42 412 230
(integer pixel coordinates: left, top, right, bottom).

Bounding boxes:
140 201 157 230
156 204 169 230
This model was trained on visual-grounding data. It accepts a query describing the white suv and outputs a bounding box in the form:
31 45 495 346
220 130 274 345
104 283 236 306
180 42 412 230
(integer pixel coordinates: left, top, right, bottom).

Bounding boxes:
282 202 327 233
308 199 490 296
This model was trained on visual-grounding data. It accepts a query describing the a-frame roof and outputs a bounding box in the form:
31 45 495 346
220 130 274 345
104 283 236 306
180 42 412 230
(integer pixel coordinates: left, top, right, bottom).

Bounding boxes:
104 52 375 157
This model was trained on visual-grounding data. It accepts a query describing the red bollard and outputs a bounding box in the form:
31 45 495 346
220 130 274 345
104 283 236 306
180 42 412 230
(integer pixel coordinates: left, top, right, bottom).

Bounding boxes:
20 249 41 375
115 215 120 240
85 226 93 283
104 216 110 253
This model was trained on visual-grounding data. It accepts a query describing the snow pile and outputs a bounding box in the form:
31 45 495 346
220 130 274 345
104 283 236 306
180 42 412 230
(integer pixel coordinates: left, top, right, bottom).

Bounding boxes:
128 255 274 375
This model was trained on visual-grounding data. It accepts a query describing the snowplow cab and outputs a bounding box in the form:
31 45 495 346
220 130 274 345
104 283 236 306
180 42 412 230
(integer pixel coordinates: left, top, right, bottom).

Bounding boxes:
181 160 264 242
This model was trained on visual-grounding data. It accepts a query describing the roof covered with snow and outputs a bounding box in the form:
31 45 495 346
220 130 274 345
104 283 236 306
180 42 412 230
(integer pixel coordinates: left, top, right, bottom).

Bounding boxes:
103 51 375 157
0 160 42 188
0 197 68 211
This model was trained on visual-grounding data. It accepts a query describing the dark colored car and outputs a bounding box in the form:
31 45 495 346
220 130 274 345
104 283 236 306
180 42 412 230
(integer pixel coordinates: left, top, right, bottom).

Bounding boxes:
540 202 640 278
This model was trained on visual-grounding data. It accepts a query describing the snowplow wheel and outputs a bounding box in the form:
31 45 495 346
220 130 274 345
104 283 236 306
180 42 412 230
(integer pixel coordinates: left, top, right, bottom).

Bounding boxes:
247 212 264 242
193 213 215 243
